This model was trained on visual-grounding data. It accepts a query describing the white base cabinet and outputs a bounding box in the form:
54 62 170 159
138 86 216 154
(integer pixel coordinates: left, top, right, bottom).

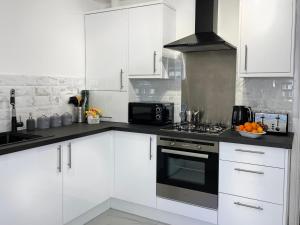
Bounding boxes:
63 132 113 224
0 144 63 225
0 134 291 225
218 193 283 225
113 131 157 208
218 142 290 225
0 132 113 225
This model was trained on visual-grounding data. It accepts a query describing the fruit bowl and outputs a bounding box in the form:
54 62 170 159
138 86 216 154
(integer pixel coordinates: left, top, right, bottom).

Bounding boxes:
236 122 267 139
238 130 266 139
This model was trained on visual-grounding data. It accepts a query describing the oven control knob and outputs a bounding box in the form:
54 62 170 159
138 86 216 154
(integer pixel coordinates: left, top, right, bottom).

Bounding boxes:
170 142 175 146
156 114 161 120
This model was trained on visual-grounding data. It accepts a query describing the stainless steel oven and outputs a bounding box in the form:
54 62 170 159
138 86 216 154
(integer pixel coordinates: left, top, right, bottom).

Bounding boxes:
157 136 219 209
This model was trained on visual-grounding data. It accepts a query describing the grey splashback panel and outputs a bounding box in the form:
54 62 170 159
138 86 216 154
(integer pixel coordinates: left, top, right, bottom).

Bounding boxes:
182 50 237 126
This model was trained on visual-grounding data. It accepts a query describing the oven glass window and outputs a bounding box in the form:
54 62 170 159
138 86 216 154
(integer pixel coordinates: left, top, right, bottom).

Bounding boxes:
167 157 205 185
157 147 218 194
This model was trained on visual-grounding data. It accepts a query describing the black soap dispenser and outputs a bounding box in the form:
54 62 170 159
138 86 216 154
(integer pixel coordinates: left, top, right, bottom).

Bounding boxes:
26 113 36 131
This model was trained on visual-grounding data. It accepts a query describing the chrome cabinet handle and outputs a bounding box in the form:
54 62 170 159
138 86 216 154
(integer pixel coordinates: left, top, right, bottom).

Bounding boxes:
244 45 248 71
235 149 265 155
57 145 62 173
149 136 152 160
120 69 124 90
162 149 209 159
153 51 157 74
68 142 72 169
234 168 264 175
234 201 263 211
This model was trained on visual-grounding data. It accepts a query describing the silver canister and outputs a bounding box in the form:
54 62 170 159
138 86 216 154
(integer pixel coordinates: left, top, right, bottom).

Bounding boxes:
74 107 84 123
61 112 73 126
50 114 62 128
37 115 50 129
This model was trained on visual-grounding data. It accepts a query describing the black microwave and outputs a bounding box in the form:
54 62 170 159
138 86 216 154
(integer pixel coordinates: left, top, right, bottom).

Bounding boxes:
129 102 174 125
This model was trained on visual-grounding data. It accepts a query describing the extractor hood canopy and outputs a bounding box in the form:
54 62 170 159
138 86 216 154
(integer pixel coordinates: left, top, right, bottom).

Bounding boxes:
164 0 235 52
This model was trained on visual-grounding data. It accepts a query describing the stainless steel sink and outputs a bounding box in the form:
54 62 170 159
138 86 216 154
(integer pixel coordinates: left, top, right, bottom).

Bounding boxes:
0 133 44 146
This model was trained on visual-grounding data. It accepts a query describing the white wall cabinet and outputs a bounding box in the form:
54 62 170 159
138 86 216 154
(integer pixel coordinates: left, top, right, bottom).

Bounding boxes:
239 0 295 77
85 10 128 91
113 131 157 208
85 1 176 83
63 132 113 224
0 144 63 225
128 3 175 78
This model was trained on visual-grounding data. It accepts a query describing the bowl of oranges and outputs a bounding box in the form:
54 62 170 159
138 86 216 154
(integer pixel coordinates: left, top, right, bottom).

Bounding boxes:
236 122 266 139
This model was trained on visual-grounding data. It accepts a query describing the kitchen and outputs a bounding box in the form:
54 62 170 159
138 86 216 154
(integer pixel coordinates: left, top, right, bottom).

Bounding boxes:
0 0 299 225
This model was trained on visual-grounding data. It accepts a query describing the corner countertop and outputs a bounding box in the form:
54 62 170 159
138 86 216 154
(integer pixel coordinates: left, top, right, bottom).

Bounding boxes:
0 122 294 156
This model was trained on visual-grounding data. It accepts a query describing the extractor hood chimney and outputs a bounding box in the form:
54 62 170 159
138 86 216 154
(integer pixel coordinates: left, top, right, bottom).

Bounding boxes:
164 0 235 52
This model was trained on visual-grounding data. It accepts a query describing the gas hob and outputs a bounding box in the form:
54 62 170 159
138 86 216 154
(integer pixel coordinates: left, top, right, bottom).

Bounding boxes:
161 123 228 136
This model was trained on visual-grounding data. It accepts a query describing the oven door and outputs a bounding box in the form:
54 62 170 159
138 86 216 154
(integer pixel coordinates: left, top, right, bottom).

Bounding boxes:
157 146 219 209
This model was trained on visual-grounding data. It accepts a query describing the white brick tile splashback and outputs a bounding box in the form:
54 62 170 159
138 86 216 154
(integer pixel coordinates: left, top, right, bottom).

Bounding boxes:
236 77 294 130
0 74 84 132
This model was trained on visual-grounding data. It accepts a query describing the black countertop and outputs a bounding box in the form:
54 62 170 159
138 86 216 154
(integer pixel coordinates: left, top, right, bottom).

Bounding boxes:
0 122 294 156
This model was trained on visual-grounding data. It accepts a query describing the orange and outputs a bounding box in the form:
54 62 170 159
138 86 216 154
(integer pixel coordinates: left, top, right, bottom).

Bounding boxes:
252 130 258 133
245 125 252 132
239 125 245 131
251 122 258 129
244 122 251 127
257 127 264 133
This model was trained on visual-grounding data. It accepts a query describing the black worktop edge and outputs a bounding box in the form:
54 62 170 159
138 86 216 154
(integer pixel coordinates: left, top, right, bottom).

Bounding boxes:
0 122 294 156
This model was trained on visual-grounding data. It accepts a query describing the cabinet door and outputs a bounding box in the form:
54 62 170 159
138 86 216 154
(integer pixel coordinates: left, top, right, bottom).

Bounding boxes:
129 4 163 77
114 132 157 208
0 145 63 225
63 132 113 224
239 0 293 76
85 10 128 91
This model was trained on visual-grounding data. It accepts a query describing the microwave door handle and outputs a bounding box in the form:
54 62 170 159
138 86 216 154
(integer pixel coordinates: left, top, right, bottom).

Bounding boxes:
161 149 209 159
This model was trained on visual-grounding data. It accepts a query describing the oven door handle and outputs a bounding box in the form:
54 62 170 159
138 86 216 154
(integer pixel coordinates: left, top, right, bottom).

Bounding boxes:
161 149 209 159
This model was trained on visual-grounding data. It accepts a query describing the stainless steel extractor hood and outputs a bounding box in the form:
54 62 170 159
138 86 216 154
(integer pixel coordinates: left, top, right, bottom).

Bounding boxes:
164 0 235 52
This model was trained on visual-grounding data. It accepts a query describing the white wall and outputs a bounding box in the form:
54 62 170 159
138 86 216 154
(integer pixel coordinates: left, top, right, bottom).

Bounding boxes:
0 0 103 77
0 0 105 132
